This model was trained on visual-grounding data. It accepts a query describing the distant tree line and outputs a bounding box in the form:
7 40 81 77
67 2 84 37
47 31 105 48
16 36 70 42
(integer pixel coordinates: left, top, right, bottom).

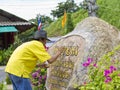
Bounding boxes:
51 0 80 18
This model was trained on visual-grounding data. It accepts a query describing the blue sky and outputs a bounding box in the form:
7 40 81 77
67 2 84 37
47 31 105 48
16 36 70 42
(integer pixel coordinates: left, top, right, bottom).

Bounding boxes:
0 0 83 20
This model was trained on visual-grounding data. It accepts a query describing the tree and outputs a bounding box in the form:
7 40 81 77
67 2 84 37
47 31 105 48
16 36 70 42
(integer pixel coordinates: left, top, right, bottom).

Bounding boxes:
29 15 53 29
51 0 80 18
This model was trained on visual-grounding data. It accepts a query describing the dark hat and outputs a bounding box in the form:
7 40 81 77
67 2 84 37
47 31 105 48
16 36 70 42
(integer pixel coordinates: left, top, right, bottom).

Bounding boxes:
33 30 50 41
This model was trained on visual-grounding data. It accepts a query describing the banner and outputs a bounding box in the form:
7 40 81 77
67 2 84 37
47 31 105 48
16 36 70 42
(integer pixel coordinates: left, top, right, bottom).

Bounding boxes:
62 10 67 28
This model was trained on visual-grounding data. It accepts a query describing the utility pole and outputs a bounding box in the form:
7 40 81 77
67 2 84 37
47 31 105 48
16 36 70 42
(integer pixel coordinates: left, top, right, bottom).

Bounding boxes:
85 0 99 17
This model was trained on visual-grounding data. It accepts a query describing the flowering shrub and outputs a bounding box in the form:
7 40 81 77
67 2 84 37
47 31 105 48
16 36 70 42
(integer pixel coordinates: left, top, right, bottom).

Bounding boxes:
75 45 120 90
30 46 48 90
30 63 47 90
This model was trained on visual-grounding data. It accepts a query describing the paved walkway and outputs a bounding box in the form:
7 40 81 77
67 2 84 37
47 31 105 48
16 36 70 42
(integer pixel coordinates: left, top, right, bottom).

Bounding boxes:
0 66 6 82
0 66 13 90
0 66 5 70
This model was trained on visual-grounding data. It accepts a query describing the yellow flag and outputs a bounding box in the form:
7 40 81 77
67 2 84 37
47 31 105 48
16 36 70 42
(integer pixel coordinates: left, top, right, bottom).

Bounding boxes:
62 10 67 28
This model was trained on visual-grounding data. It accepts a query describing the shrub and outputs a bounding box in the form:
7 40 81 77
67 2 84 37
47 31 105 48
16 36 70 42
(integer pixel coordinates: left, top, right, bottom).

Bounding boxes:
75 45 120 90
0 45 14 65
5 75 12 85
0 82 7 90
30 63 47 90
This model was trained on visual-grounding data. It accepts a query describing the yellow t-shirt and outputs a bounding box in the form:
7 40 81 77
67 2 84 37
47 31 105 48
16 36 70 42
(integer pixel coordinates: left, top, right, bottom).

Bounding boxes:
5 40 51 78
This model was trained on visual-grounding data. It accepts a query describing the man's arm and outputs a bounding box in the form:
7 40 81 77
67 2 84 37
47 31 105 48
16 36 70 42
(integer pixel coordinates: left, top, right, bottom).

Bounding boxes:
43 47 63 68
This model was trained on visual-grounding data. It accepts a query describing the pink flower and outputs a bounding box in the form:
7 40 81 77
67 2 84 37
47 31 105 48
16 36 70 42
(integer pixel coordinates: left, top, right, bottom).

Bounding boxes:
87 58 93 63
93 63 97 68
104 70 111 77
104 76 112 83
82 58 93 67
32 72 39 78
39 76 42 81
110 66 117 73
83 62 90 67
118 74 120 77
43 75 47 80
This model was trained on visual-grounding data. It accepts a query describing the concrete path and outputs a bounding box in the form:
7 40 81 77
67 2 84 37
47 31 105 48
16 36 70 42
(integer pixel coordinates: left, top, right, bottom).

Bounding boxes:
0 66 6 82
0 66 13 90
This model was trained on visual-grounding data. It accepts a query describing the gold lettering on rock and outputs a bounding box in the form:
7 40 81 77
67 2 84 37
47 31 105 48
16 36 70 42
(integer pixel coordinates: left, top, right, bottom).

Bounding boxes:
55 46 78 56
48 79 67 87
48 46 79 88
52 61 74 69
51 69 70 79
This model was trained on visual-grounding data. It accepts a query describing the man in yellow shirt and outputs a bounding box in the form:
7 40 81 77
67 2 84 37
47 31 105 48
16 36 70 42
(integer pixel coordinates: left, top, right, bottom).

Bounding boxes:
5 30 62 90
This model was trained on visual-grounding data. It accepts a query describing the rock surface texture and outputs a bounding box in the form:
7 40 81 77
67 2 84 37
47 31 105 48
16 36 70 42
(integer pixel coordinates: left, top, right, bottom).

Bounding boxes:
46 17 120 90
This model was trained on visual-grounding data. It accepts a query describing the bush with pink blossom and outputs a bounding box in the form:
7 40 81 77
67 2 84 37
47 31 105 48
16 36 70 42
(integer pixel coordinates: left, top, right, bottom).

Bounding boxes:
75 45 120 90
30 63 47 90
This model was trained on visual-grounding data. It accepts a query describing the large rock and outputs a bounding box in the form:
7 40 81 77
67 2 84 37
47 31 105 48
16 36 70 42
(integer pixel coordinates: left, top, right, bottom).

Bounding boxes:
46 17 120 90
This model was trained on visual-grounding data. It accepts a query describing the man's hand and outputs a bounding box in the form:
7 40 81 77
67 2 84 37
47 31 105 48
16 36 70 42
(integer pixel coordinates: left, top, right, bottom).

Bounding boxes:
47 46 64 64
